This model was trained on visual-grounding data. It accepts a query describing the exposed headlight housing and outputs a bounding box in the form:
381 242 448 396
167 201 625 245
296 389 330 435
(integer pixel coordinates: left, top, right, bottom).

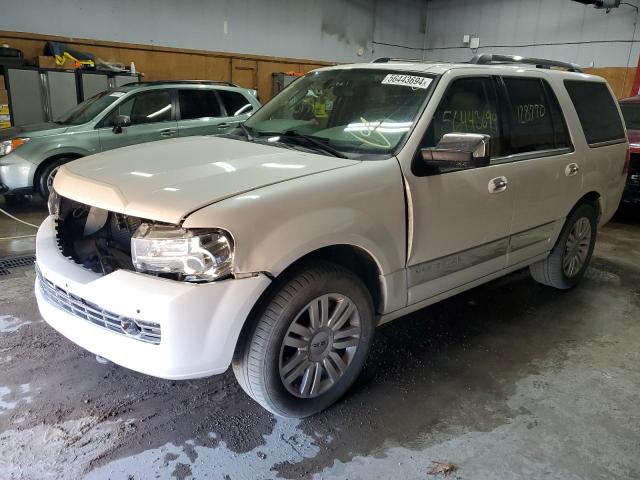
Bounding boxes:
0 138 29 156
47 188 61 217
131 224 234 282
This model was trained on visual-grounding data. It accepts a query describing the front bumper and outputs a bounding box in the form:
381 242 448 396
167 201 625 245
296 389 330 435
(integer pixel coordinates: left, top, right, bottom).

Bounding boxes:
35 216 271 379
0 152 36 193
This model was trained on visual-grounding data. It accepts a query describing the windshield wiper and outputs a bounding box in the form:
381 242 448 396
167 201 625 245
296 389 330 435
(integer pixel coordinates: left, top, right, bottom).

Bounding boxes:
259 130 348 158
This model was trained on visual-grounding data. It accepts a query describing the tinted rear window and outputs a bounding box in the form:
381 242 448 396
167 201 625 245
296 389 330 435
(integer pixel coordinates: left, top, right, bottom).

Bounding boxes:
564 80 625 146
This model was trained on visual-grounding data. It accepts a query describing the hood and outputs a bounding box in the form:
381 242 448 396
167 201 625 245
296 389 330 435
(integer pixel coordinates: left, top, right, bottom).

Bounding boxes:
0 122 69 140
54 136 359 224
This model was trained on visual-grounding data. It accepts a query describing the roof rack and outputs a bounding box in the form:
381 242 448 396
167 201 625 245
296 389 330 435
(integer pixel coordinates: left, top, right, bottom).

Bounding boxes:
120 80 241 87
371 57 429 64
469 54 583 72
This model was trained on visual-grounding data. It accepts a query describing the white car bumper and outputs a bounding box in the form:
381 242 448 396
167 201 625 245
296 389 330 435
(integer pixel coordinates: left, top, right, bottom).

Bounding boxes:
34 216 271 380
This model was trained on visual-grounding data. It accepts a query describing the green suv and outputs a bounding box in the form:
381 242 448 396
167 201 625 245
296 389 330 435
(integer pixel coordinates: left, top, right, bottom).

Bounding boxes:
0 81 260 200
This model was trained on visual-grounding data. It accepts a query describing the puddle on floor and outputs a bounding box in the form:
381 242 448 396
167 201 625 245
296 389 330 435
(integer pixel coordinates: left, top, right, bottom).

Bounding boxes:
0 315 32 333
86 417 322 480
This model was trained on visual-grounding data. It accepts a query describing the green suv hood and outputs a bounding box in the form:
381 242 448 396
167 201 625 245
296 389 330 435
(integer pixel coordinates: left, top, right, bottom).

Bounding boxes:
0 122 69 141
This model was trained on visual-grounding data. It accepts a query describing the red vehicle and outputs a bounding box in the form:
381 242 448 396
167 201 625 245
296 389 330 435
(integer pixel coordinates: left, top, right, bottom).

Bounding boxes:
620 96 640 204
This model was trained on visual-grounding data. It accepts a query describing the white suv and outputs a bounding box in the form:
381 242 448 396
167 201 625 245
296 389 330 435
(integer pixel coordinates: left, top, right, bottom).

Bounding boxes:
36 55 629 417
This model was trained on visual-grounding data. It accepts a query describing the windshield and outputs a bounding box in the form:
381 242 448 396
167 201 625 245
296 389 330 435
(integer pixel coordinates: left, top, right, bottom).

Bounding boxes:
244 69 436 158
620 102 640 130
56 90 124 125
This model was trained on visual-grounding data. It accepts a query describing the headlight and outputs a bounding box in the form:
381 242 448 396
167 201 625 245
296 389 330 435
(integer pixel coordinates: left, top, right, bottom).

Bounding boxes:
0 138 29 156
47 188 61 217
131 224 234 282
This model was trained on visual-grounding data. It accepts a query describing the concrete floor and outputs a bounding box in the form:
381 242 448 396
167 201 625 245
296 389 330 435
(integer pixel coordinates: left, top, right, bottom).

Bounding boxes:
0 197 639 480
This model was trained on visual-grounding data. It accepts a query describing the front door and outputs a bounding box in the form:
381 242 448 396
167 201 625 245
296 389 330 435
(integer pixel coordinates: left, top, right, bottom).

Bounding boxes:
401 76 517 305
98 89 178 151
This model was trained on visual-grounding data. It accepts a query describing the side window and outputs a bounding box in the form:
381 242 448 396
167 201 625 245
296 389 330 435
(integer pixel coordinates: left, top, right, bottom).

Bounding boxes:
178 90 222 120
415 77 502 175
564 80 625 146
503 77 557 154
127 90 172 125
219 90 254 116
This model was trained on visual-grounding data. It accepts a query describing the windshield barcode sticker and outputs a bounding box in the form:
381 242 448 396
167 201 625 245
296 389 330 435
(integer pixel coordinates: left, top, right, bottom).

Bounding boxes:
382 74 432 89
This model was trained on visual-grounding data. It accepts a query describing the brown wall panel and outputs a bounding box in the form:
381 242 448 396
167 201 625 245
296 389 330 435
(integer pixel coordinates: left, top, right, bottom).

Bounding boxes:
584 67 637 99
0 30 334 101
231 58 258 90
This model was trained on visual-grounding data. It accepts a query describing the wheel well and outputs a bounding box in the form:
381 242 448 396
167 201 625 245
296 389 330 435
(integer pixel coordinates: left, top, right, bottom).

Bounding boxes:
292 245 383 314
33 153 83 190
574 191 601 223
232 244 384 360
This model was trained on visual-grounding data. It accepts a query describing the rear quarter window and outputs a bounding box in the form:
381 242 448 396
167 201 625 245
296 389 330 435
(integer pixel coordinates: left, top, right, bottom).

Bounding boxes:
564 80 625 146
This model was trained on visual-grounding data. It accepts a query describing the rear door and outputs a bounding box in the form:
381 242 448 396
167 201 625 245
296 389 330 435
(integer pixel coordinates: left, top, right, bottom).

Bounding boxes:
98 89 177 151
176 89 228 137
498 76 580 266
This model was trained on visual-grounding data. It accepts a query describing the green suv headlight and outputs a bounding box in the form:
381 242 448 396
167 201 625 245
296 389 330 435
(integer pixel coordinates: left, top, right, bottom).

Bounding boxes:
0 138 29 156
131 224 234 282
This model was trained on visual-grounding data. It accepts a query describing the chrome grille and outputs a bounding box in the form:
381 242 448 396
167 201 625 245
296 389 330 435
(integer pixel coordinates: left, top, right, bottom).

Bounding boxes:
37 266 161 345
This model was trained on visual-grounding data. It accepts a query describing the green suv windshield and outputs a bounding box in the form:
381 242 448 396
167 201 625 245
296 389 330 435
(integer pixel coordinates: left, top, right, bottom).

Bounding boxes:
56 90 123 125
243 69 436 158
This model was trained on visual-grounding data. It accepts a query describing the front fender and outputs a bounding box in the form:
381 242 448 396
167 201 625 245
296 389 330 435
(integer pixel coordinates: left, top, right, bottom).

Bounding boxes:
182 159 407 277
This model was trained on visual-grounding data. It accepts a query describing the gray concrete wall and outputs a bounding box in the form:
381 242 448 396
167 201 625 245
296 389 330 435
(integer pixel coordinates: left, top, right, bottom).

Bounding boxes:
0 0 428 63
423 0 640 68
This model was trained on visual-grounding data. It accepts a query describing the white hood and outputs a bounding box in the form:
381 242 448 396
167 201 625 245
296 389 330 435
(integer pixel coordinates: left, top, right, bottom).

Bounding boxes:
54 136 358 224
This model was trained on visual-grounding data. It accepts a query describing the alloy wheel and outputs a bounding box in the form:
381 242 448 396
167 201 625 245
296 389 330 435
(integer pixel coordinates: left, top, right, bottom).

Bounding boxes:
279 293 361 398
563 217 592 278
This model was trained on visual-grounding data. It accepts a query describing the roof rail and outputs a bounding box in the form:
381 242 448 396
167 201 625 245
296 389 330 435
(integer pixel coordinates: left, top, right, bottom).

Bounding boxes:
120 80 241 88
469 54 583 72
371 57 428 64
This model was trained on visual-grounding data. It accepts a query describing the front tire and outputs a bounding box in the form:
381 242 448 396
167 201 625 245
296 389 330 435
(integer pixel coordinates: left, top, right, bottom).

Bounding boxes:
233 261 375 418
37 158 73 199
529 202 597 289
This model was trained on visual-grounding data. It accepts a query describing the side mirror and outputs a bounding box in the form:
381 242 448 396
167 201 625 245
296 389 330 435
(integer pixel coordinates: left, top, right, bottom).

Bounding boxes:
421 133 491 170
112 115 131 134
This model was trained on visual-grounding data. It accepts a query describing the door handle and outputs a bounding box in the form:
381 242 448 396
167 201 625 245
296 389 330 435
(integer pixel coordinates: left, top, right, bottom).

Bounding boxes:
216 123 231 129
565 163 580 177
488 176 508 193
160 128 177 137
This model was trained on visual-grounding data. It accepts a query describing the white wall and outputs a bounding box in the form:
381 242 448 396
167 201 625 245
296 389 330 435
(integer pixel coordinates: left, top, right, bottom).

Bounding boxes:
424 0 640 68
0 0 429 63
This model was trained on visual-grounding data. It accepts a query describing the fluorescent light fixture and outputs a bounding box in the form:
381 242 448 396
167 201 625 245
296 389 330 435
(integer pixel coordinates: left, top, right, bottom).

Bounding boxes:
130 171 153 177
267 136 280 142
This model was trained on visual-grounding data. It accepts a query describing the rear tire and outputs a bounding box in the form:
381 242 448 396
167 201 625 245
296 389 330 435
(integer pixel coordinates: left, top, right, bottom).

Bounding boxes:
529 202 597 289
232 260 375 418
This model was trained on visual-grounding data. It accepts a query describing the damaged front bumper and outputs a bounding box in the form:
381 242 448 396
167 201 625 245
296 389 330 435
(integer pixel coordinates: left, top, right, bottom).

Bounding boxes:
35 215 271 380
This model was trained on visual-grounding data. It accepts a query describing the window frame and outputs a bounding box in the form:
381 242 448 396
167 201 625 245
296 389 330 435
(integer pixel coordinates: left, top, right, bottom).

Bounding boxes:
218 90 254 117
411 74 506 177
175 88 225 121
96 88 176 129
490 76 574 165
